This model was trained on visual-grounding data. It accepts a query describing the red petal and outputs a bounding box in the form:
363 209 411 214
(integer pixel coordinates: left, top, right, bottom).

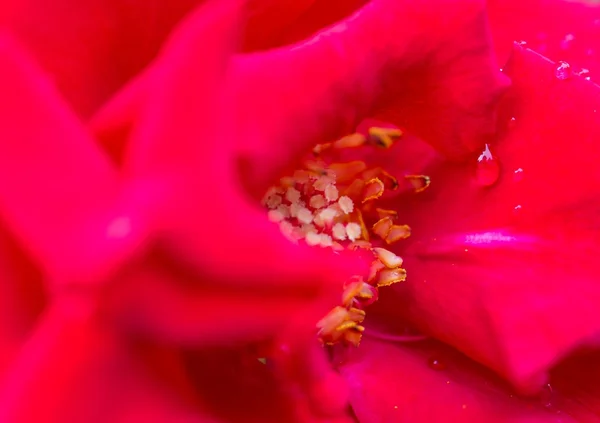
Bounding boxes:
0 223 45 375
93 0 507 184
0 305 232 423
243 0 368 50
489 0 600 72
0 0 201 116
0 35 122 280
374 44 600 392
340 337 597 422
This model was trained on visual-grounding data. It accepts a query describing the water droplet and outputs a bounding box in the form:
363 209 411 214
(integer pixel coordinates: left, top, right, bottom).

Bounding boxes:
578 68 591 81
513 204 523 216
540 383 553 408
555 61 572 80
475 144 500 187
513 168 525 182
428 356 447 371
508 116 517 129
539 383 562 413
515 40 528 47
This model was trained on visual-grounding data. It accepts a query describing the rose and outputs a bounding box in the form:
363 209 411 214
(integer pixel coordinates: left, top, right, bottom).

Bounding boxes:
0 0 509 422
341 1 600 421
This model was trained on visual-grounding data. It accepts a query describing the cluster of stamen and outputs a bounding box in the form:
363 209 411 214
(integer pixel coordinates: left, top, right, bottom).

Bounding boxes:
263 126 426 346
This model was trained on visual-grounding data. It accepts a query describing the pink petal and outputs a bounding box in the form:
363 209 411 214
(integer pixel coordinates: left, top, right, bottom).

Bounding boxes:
240 0 317 51
373 44 600 392
93 0 507 185
340 337 588 422
0 222 45 375
94 1 366 344
242 0 368 50
0 0 201 116
228 0 507 194
0 34 122 280
0 303 230 423
489 0 600 71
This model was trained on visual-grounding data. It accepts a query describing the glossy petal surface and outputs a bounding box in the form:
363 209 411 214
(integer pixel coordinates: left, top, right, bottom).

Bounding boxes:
374 44 600 392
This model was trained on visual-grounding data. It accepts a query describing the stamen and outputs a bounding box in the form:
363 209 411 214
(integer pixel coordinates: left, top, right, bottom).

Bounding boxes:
267 209 286 223
329 161 367 183
372 247 404 268
386 225 412 244
309 194 327 209
405 174 431 193
362 178 385 203
338 196 354 214
265 125 415 347
372 217 393 240
333 133 366 149
376 208 398 220
345 222 362 242
296 207 314 225
377 268 407 287
286 187 302 204
324 184 339 202
332 223 347 241
368 127 403 148
314 175 336 192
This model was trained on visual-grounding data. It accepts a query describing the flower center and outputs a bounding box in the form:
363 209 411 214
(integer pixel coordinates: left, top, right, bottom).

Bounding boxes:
263 126 426 346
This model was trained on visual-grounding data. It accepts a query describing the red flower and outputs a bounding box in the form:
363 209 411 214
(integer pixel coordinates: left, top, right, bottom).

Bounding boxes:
0 0 534 422
342 3 600 421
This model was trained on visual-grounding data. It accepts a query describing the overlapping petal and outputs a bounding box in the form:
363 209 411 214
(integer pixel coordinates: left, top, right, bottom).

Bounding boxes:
0 0 202 117
372 43 600 393
489 0 600 71
340 337 600 422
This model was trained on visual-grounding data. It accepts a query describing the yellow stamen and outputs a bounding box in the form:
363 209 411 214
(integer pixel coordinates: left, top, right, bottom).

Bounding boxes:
354 209 370 242
372 216 393 240
312 142 333 155
386 224 412 244
342 178 365 199
362 168 399 191
333 133 367 149
405 174 431 193
376 208 398 220
368 127 403 148
362 178 385 203
377 267 408 287
329 161 367 183
372 247 404 268
367 259 386 282
266 125 414 347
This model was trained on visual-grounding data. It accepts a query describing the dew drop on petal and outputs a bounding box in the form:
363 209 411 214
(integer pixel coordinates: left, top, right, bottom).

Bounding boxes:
513 167 525 182
508 116 517 129
427 356 446 371
555 61 572 80
578 68 591 81
540 383 562 413
475 144 500 187
513 204 523 216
